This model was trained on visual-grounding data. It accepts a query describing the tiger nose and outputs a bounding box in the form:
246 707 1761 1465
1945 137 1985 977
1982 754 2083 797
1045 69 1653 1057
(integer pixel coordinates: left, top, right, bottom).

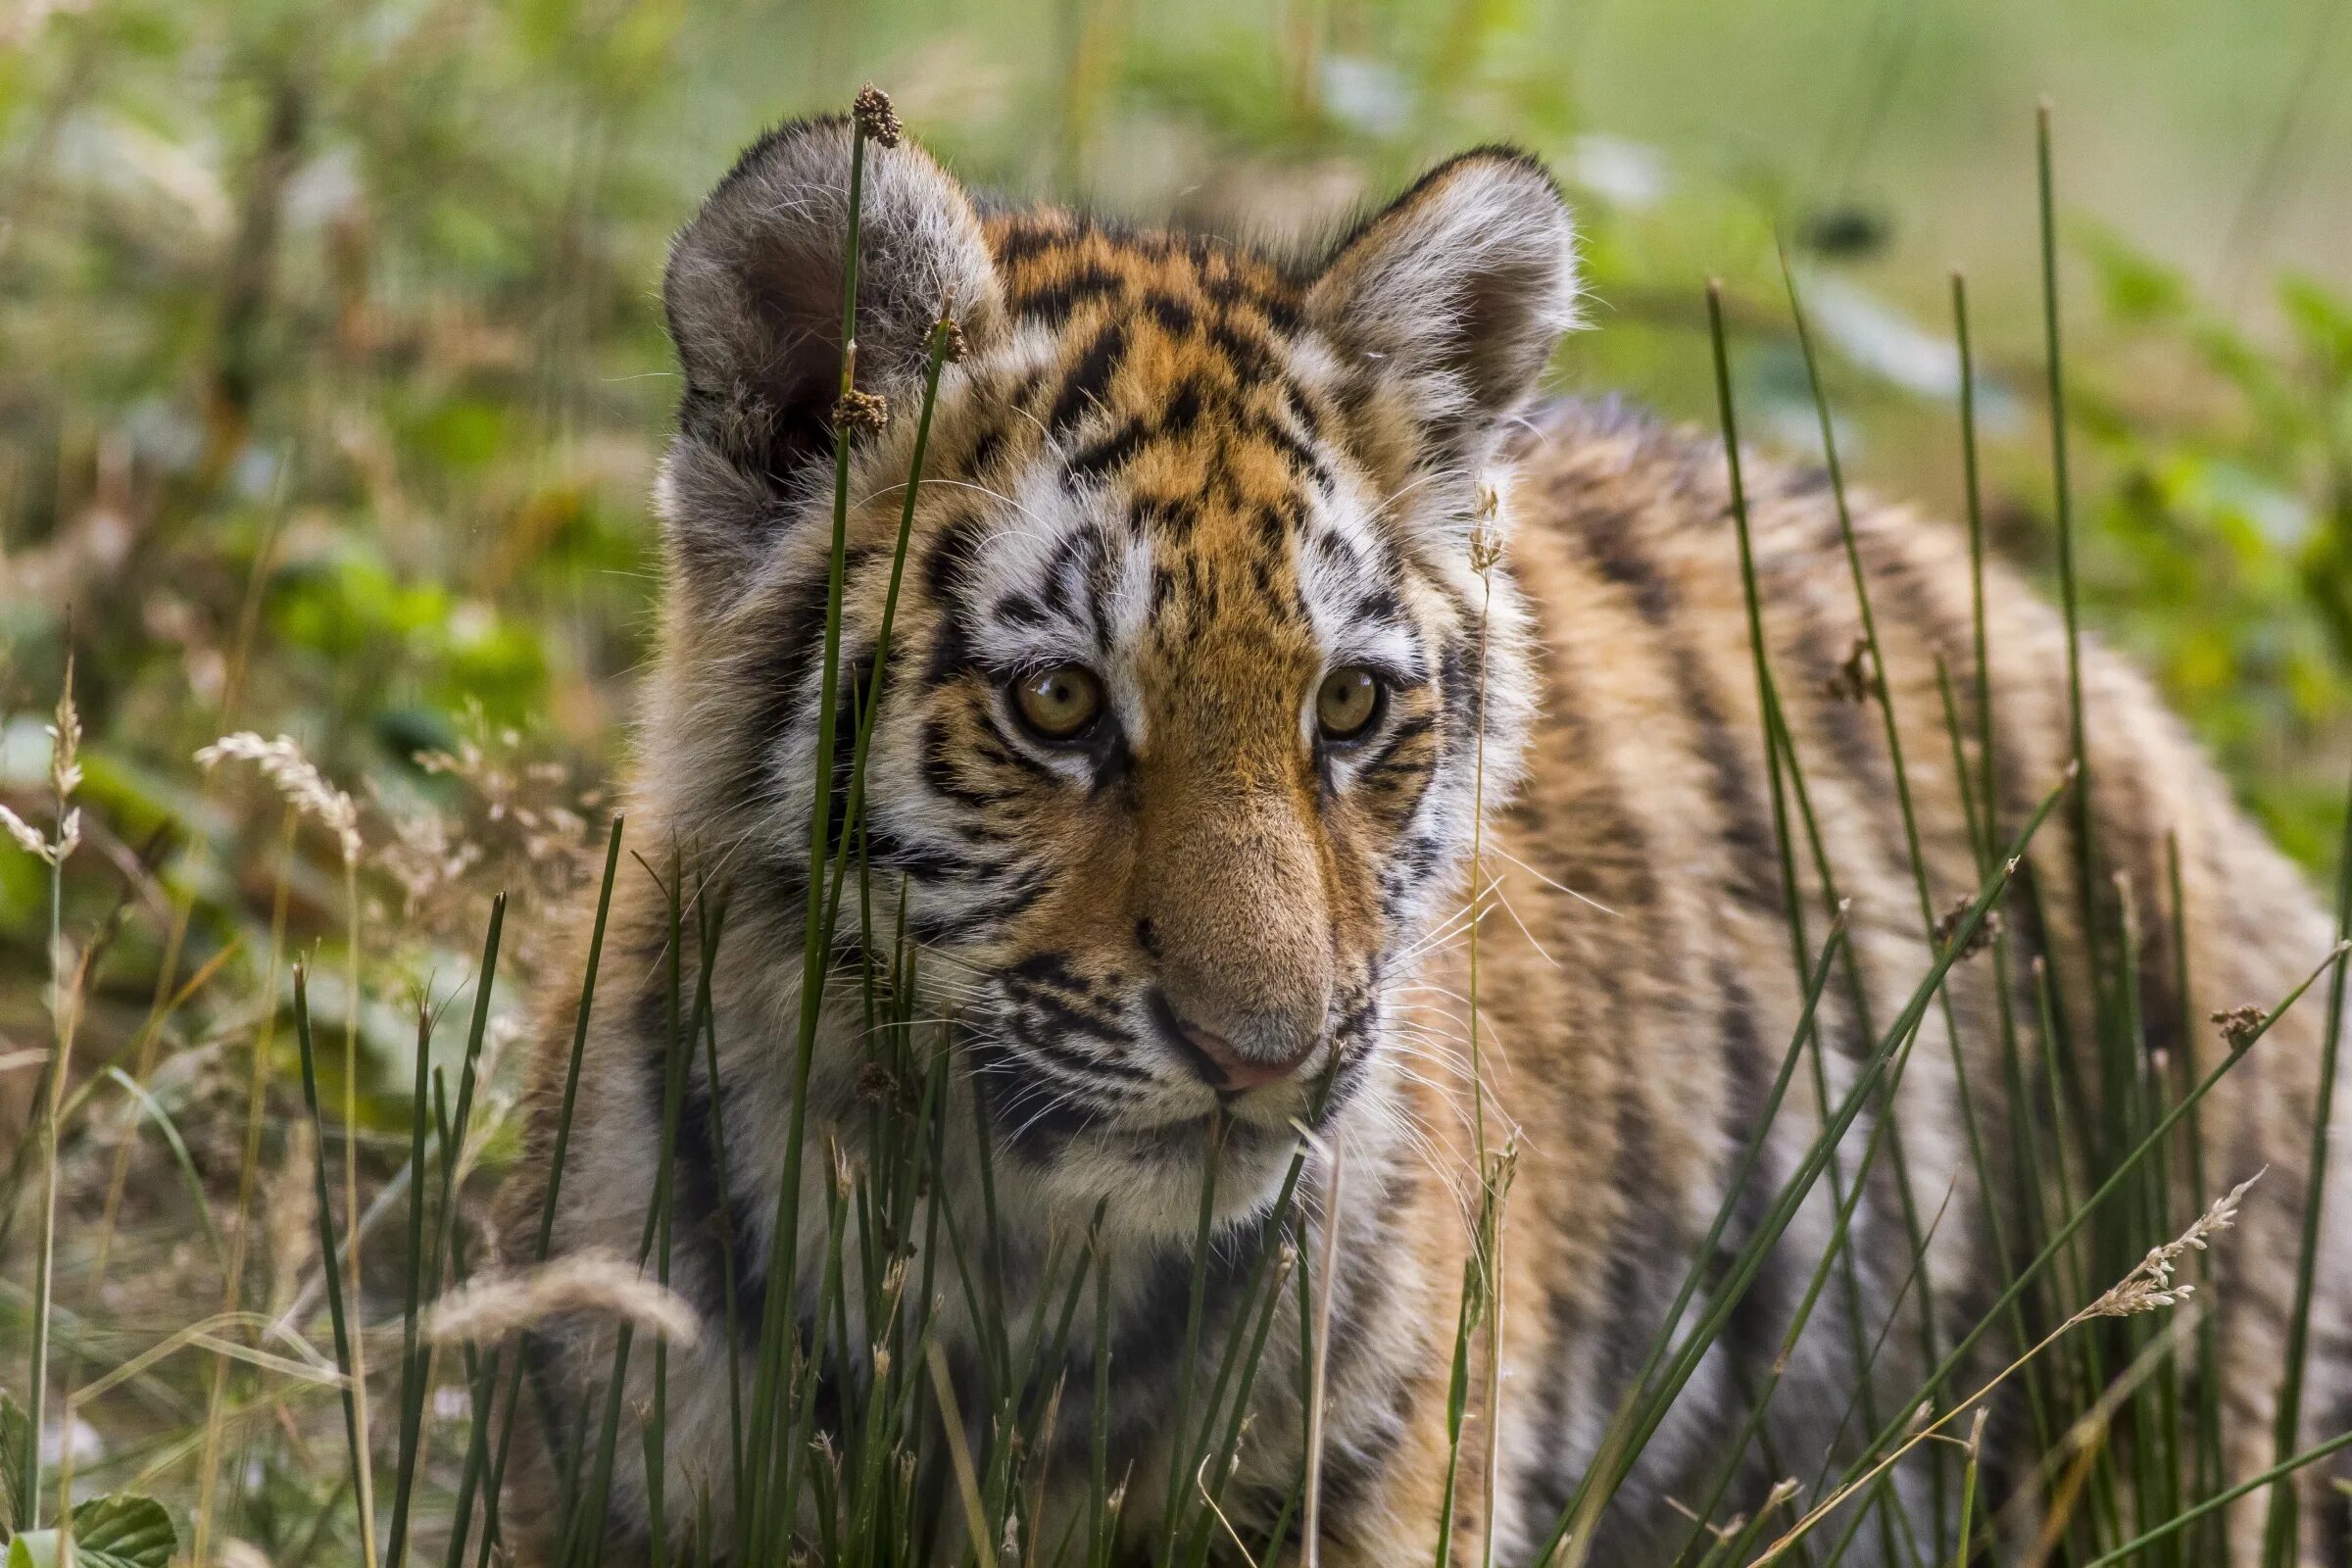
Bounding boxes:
1151 991 1318 1092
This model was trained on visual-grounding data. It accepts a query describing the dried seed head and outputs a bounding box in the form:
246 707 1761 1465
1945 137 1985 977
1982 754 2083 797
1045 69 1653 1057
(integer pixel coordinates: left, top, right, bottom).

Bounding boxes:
1825 637 1884 705
50 650 81 801
1468 485 1505 573
826 1129 859 1201
2082 1168 2262 1319
1934 895 2003 959
0 806 42 859
852 83 902 148
854 1060 900 1105
834 387 890 436
0 803 74 866
3 658 86 865
197 731 362 863
935 315 968 364
2211 1004 2267 1049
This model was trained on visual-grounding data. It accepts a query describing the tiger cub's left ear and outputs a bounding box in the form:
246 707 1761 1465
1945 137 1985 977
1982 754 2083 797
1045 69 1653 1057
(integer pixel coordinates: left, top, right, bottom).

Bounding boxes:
1307 149 1580 451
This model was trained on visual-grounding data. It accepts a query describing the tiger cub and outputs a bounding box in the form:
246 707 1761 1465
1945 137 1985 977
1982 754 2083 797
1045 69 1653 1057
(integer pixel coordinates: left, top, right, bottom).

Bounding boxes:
507 113 2352 1565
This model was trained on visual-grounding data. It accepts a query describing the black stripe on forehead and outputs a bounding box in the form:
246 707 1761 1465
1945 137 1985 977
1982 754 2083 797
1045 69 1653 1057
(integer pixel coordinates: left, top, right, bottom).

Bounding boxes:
1062 373 1208 488
1311 515 1406 590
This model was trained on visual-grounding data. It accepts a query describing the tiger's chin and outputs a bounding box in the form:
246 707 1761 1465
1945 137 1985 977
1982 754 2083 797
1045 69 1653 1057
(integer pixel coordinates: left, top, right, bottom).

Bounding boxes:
1029 1116 1308 1242
1009 1074 1353 1245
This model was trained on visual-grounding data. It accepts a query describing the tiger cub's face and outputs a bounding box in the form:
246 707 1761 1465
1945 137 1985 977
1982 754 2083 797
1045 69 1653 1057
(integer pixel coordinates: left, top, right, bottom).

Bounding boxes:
652 121 1579 1234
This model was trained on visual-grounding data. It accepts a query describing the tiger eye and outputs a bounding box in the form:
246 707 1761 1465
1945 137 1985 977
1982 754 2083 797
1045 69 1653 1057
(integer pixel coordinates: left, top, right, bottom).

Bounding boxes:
1315 666 1383 742
1011 664 1104 742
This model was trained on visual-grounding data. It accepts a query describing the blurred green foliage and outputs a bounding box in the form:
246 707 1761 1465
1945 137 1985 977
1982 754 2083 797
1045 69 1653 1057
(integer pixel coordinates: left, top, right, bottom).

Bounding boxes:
2 0 2349 1009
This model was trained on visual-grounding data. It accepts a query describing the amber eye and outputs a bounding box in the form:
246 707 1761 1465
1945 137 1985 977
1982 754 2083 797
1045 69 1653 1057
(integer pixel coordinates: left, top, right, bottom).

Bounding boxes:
1010 664 1105 743
1315 666 1384 742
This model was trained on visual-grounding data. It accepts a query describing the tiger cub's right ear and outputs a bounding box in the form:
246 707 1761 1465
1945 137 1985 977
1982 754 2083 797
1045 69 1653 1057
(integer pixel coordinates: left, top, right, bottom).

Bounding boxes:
660 116 1004 553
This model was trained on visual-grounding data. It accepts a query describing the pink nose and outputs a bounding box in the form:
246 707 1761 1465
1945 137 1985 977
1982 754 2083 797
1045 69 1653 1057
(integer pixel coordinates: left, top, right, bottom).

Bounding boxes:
1176 1018 1317 1093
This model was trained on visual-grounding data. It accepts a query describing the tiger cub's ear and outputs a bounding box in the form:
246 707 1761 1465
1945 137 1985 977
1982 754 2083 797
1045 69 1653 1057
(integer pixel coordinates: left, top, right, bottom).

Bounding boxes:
1306 149 1580 454
660 117 1004 571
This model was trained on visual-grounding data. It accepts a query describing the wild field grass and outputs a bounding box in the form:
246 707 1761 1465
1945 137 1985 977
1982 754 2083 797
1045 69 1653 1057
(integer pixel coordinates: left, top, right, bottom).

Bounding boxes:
5 7 2352 1566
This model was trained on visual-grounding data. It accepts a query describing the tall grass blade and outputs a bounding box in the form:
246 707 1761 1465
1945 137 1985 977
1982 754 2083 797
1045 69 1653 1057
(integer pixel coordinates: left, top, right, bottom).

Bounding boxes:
2083 1426 2352 1568
2257 763 2352 1565
463 814 623 1568
385 1003 438 1568
748 96 880 1561
293 961 371 1559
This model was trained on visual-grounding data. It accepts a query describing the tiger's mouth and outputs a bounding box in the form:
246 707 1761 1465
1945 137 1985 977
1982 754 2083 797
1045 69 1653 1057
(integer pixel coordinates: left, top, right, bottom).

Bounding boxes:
961 1007 1367 1156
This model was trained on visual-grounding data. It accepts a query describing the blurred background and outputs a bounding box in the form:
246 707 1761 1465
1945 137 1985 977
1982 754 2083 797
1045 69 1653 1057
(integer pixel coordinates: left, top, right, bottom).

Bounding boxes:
2 0 2351 1540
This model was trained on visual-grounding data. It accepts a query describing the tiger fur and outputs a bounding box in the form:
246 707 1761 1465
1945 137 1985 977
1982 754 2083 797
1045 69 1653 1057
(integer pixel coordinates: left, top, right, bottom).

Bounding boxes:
505 116 2352 1565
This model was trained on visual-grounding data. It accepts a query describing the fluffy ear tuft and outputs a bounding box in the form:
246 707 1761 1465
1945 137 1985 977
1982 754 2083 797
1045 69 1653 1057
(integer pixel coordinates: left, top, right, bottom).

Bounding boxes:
662 118 1003 491
1307 150 1580 445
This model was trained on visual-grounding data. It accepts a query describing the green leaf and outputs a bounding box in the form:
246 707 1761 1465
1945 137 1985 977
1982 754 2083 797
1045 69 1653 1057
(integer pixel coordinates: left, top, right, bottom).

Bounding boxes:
3 1497 175 1568
66 1496 175 1568
2081 224 2188 322
0 1391 27 1538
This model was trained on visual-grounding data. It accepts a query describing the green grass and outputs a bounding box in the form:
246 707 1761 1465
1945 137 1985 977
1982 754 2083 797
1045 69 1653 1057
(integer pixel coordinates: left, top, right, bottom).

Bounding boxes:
4 31 2352 1568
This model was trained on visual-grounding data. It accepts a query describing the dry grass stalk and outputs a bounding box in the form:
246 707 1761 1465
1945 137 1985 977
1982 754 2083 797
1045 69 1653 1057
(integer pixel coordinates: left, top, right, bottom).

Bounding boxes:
424 1248 701 1348
1477 1138 1520 1568
22 653 84 1536
190 730 382 1558
1302 1135 1347 1568
193 808 297 1568
926 1340 1000 1568
264 1115 318 1317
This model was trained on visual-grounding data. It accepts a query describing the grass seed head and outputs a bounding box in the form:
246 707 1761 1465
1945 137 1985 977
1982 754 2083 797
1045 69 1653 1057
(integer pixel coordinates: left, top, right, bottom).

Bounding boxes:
50 649 81 801
1934 895 2003 959
936 314 968 363
2082 1168 2262 1318
2 657 85 864
835 386 890 436
853 83 903 147
1825 637 1884 704
2211 1004 2267 1047
196 732 362 863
